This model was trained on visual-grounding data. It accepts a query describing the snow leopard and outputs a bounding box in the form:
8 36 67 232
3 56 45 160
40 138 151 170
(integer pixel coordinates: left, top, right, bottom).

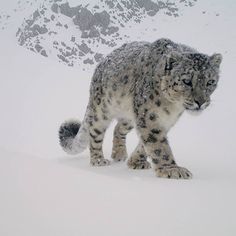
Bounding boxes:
59 38 222 179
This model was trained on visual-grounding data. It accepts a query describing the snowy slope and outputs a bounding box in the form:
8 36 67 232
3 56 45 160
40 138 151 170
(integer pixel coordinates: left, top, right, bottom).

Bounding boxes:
3 0 198 68
0 0 236 235
0 148 235 236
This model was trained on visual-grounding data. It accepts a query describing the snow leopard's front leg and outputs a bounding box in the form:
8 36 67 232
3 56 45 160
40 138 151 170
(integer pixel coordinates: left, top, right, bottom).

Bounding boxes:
136 117 192 179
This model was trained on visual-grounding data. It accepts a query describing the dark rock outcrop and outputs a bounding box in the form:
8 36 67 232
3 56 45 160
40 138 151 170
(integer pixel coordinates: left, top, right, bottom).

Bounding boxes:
16 0 197 67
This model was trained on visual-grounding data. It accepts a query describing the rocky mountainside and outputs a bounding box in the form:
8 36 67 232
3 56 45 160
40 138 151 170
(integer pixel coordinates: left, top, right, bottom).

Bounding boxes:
3 0 198 69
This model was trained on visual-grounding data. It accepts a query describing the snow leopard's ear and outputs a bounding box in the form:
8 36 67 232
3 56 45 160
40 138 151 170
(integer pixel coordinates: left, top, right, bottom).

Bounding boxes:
210 53 222 67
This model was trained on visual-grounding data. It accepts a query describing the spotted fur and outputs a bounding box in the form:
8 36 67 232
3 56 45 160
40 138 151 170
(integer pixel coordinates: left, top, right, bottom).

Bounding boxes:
59 38 222 179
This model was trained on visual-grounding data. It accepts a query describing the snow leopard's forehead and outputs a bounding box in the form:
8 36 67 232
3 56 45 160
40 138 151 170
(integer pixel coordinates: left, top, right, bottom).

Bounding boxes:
181 53 221 81
186 53 210 70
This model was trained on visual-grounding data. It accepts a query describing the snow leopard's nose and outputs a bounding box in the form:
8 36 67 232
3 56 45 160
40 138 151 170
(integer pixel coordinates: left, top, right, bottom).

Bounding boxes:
194 99 206 109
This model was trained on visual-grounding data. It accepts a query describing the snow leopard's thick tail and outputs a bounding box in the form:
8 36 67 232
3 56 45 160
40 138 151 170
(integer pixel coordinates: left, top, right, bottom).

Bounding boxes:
59 118 89 155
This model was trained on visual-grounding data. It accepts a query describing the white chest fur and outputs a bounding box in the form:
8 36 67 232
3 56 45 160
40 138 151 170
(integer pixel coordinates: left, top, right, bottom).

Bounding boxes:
157 102 184 131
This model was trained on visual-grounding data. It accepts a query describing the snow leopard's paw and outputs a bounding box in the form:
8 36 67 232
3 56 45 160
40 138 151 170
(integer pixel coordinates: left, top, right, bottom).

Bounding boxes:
111 149 128 162
127 157 151 170
90 158 111 167
155 165 192 179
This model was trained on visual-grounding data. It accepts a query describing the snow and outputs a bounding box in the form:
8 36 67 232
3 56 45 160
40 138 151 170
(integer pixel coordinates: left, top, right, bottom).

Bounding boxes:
0 0 236 235
1 148 235 236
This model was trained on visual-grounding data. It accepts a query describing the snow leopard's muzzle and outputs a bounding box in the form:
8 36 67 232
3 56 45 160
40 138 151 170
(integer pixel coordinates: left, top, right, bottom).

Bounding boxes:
183 98 211 113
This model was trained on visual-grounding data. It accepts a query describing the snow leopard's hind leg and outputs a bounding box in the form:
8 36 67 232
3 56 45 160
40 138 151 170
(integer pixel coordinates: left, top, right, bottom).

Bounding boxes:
127 141 151 169
111 119 133 162
111 119 151 169
87 103 112 167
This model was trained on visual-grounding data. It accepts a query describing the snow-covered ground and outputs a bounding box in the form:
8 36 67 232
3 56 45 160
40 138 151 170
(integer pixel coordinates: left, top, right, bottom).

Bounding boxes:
0 0 236 235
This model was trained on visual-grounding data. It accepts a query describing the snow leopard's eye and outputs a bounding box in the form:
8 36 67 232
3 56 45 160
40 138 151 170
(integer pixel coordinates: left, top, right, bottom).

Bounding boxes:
182 79 192 87
206 79 216 87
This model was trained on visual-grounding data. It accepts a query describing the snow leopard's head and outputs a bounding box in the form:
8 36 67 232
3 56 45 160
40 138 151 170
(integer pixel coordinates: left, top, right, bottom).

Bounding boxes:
160 52 222 112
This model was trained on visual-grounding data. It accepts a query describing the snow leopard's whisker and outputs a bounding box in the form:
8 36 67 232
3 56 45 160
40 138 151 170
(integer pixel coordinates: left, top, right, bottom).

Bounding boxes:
184 101 194 106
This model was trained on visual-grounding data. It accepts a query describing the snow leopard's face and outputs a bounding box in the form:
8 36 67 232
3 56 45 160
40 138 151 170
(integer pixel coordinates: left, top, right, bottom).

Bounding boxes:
161 52 222 112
